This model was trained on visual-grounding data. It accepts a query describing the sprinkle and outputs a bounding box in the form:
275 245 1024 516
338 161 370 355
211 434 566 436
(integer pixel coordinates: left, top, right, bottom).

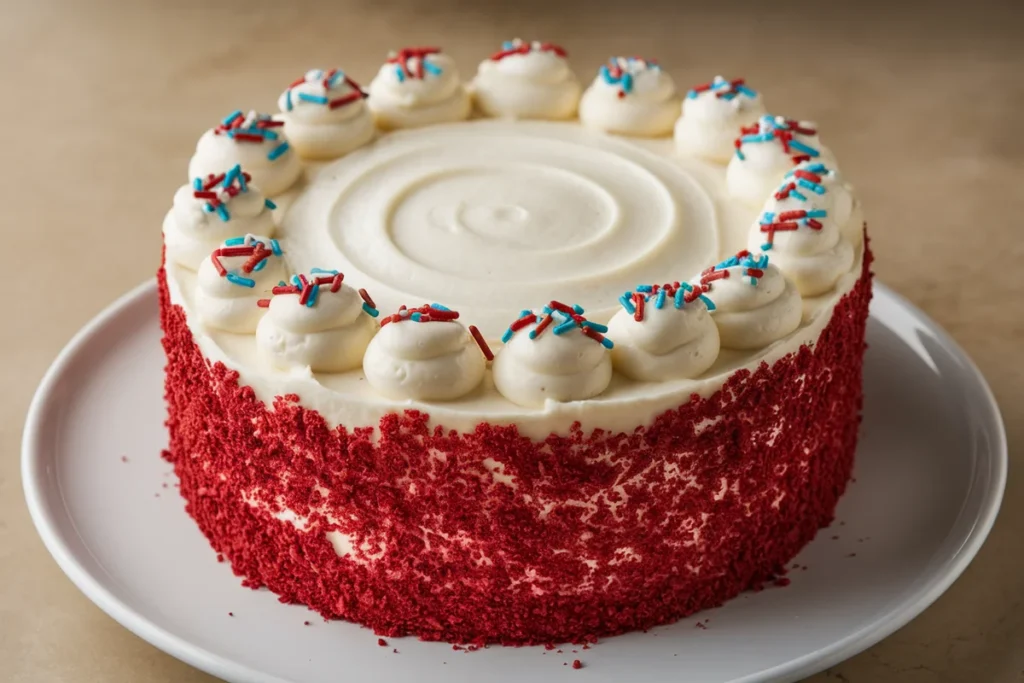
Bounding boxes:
632 292 645 322
469 325 494 361
583 326 614 349
264 199 277 210
362 302 379 317
529 313 553 339
387 47 443 80
618 292 636 315
654 288 667 309
267 142 290 161
225 272 255 288
510 313 538 332
491 39 567 61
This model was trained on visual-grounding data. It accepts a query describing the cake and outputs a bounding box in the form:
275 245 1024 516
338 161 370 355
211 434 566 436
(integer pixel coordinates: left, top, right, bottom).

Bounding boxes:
159 41 872 646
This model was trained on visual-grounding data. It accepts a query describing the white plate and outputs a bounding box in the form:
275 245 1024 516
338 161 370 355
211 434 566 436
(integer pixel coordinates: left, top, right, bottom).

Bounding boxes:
22 280 1006 683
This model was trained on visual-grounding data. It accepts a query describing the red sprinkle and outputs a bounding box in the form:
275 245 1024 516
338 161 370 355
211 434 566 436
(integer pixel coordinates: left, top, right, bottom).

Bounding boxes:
572 660 583 669
469 325 494 361
358 288 375 308
377 638 388 647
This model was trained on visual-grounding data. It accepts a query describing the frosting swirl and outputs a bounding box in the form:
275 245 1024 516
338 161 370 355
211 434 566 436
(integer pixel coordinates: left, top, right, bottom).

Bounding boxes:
749 162 855 296
277 69 375 160
164 166 275 271
362 304 488 400
367 47 471 130
675 76 766 163
698 252 802 350
188 110 302 196
726 115 836 207
491 303 613 407
578 57 680 137
607 284 720 381
774 160 863 247
195 235 286 333
472 39 581 120
255 270 378 373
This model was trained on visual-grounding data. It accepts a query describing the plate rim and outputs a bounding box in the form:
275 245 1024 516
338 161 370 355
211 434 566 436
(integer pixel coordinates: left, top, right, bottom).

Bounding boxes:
21 279 1008 683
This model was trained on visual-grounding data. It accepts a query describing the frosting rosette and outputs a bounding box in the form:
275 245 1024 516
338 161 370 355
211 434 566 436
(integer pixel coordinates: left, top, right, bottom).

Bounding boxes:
367 47 471 130
195 234 285 333
255 269 379 373
749 162 856 297
773 160 864 247
492 302 614 408
277 68 375 160
188 110 301 196
362 304 489 401
578 57 679 137
607 283 721 381
698 251 802 350
726 114 836 206
164 165 275 271
675 76 766 163
472 39 581 120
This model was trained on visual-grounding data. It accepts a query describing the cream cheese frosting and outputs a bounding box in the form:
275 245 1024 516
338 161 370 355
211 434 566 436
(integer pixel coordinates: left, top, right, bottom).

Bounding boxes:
472 39 581 120
362 304 488 401
368 47 471 130
255 269 379 373
195 234 285 333
163 166 276 271
698 251 802 350
579 57 680 137
606 283 721 381
188 110 302 197
277 69 375 160
726 114 836 206
675 76 766 163
491 303 614 408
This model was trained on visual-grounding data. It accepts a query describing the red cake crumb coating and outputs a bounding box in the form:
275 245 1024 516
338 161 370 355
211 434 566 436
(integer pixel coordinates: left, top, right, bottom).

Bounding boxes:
159 246 872 645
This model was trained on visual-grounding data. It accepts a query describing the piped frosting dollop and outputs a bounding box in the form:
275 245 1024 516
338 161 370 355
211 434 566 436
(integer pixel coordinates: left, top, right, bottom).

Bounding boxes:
277 69 374 160
726 115 836 206
675 76 766 163
698 251 802 350
195 234 286 333
362 304 491 401
255 269 379 373
607 283 720 381
188 110 302 196
492 302 614 407
472 39 581 120
367 47 471 130
164 165 275 271
578 57 680 137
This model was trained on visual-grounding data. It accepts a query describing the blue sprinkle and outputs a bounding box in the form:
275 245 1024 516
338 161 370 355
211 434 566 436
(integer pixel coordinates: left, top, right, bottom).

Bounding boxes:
790 189 808 201
310 267 339 275
761 211 775 223
573 304 585 315
736 84 757 98
362 303 379 317
267 142 290 161
278 280 287 287
305 284 320 307
806 209 827 218
285 89 293 112
298 92 329 105
216 204 230 222
519 309 532 317
734 149 746 161
542 305 553 315
583 321 609 333
291 275 302 287
719 91 737 101
804 162 827 173
431 303 451 311
264 199 277 210
797 178 826 194
192 177 202 191
225 272 255 288
686 90 699 99
700 295 716 311
411 312 422 322
269 239 281 256
622 72 633 93
225 236 245 246
618 293 636 315
674 287 685 309
422 60 442 76
787 139 820 157
329 70 345 88
599 65 614 85
501 328 513 343
600 337 614 350
655 288 667 309
395 65 405 82
257 128 279 141
762 243 773 251
741 133 772 144
502 40 515 50
222 110 242 126
636 284 653 293
222 165 240 188
553 318 577 335
252 257 268 272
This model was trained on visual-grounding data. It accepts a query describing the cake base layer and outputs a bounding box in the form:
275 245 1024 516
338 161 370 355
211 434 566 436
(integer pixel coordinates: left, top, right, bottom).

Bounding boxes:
159 248 872 646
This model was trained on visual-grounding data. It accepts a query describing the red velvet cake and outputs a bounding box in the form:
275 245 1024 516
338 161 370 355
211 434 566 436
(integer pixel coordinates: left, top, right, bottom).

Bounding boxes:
159 43 872 645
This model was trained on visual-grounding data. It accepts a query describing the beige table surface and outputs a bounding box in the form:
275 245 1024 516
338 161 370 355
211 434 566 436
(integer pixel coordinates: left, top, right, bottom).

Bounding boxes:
2 0 1022 681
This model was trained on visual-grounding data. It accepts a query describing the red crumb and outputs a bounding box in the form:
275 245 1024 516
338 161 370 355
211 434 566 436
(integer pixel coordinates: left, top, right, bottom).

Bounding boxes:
696 622 707 630
544 643 556 650
393 648 399 654
582 644 590 650
120 456 128 463
303 621 310 626
831 535 839 540
377 638 387 647
162 482 168 488
452 645 464 651
774 578 791 587
227 612 233 617
847 553 857 558
572 660 583 669
154 493 160 498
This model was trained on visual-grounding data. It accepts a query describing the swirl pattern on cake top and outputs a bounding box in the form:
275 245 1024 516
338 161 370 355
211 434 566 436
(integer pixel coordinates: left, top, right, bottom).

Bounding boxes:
675 76 767 163
606 282 721 381
698 251 802 350
472 39 581 120
362 304 491 401
188 110 302 196
164 165 276 271
277 69 375 160
579 57 680 137
368 47 472 130
255 269 379 373
195 234 285 333
492 302 614 407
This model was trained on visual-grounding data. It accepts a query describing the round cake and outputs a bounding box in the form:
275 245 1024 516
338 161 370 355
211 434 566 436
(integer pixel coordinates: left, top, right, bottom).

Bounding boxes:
159 42 872 645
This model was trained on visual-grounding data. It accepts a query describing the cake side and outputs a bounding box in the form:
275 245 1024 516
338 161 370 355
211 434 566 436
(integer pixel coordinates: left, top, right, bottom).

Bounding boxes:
159 242 872 645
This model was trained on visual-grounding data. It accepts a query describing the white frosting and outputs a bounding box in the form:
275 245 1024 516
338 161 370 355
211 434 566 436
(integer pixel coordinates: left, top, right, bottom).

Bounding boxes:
277 69 375 160
699 254 803 350
363 307 486 400
255 275 378 373
195 235 286 333
578 57 680 137
472 40 581 120
749 163 856 296
675 76 766 163
492 307 613 408
773 160 864 248
607 287 720 382
368 49 471 130
163 173 275 271
726 115 836 207
188 111 302 196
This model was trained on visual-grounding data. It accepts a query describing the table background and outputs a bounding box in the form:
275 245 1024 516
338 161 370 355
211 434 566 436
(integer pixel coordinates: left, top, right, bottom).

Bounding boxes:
2 0 1021 681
